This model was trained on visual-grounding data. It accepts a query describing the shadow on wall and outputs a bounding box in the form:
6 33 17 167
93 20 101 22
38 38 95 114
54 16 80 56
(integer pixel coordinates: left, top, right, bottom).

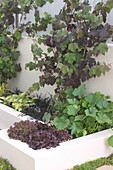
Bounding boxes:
8 37 113 100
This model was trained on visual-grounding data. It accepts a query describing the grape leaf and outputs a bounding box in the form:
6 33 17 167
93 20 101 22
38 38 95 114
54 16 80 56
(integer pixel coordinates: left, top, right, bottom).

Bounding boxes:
96 43 108 55
65 88 74 98
68 43 79 52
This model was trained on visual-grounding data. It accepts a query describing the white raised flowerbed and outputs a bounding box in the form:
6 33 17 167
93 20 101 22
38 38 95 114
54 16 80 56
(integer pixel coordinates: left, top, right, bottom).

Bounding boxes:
0 103 32 129
0 103 113 170
0 128 113 170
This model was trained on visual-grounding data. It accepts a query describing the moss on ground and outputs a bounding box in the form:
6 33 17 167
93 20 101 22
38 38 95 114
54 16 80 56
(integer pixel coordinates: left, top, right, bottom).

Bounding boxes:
0 157 16 170
71 154 113 170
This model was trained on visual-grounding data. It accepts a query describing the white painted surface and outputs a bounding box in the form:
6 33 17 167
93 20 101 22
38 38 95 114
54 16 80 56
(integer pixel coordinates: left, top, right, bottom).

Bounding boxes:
8 37 56 96
0 103 33 129
0 129 112 170
8 38 113 100
85 43 113 100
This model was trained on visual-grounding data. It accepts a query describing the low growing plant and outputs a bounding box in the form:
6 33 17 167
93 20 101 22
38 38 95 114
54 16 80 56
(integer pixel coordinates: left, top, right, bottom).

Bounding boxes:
53 84 113 137
72 154 113 170
0 92 37 111
0 157 16 170
7 120 72 150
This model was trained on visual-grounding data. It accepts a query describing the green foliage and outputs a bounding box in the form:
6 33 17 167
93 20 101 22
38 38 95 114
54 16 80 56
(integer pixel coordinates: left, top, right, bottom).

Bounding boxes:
25 0 113 97
73 154 113 170
53 85 113 137
89 63 110 77
0 83 13 98
0 92 37 111
0 1 22 84
108 134 113 147
42 112 51 123
0 83 6 96
27 82 40 93
0 157 16 170
0 0 55 84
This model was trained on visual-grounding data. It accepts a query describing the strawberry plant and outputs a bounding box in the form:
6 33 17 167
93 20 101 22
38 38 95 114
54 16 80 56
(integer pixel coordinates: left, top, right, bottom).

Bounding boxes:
7 120 72 150
53 84 113 137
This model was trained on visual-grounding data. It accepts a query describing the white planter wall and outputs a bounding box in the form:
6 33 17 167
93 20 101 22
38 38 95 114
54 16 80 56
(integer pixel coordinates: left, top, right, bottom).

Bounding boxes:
8 38 113 100
0 99 113 170
0 128 113 170
0 103 32 129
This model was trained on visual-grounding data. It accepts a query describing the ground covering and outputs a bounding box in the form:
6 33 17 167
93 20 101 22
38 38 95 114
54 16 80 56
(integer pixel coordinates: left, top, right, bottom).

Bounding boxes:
71 154 113 170
0 157 16 170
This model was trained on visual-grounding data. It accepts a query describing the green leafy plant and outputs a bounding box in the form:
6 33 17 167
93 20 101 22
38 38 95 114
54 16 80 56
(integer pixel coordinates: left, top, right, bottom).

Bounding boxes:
0 157 16 170
0 0 55 84
108 133 113 147
0 1 22 84
0 83 6 96
26 0 113 98
53 84 113 137
0 83 14 98
0 92 37 111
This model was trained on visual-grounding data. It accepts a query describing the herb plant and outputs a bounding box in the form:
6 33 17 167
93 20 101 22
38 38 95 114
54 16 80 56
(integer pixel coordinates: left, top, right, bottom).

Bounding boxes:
7 120 72 150
53 84 113 137
0 92 36 111
26 0 113 98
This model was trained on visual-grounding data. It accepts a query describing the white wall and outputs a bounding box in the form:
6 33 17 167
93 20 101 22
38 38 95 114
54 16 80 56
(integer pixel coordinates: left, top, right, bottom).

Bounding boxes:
8 37 56 96
8 37 113 100
85 43 113 100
